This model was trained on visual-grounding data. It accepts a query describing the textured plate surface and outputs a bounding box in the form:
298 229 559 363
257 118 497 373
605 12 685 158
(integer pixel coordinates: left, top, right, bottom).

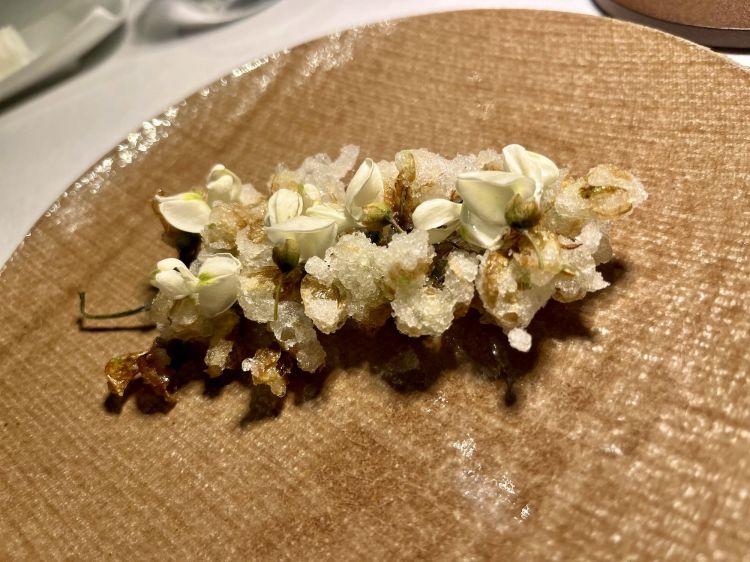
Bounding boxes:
1 10 749 560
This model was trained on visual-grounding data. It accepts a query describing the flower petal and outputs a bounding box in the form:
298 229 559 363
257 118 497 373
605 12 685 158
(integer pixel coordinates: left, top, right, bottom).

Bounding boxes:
345 158 384 220
151 258 198 298
411 199 462 244
155 193 211 233
206 164 242 205
198 253 242 280
502 144 559 194
456 171 534 225
305 202 354 232
300 183 322 210
196 254 242 317
156 257 189 273
458 205 509 250
528 151 559 188
266 215 337 261
198 274 241 317
264 188 304 226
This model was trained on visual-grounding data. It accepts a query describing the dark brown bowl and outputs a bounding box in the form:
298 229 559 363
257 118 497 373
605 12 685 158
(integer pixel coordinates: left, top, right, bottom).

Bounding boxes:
595 0 750 48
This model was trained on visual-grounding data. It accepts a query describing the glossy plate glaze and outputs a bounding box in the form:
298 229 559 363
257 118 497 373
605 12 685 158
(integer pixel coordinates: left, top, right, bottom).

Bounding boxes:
1 10 749 560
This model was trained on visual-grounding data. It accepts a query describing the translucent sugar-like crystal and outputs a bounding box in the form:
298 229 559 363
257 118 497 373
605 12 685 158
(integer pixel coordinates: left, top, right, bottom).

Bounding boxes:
204 312 238 377
321 232 387 325
378 159 400 211
205 339 233 377
238 271 277 323
242 348 288 397
300 275 347 334
381 230 435 291
236 227 274 271
304 256 334 286
239 183 265 207
271 145 359 204
476 251 556 332
202 200 266 252
586 164 647 207
149 292 174 329
269 302 325 372
554 222 609 303
391 250 478 337
396 149 502 217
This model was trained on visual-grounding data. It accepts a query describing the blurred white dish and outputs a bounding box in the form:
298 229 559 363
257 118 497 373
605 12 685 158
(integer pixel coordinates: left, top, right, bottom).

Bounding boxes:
0 0 128 103
142 0 276 31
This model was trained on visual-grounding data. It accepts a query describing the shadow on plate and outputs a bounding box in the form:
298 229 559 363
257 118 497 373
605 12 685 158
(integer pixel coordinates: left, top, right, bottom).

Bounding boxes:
97 258 628 425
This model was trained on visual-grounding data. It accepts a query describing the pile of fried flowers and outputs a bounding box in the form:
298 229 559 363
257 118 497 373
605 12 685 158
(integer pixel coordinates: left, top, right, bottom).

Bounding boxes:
102 144 646 401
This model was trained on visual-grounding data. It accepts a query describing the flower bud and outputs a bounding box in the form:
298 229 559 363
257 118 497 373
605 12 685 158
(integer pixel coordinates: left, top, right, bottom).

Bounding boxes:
346 158 384 220
360 202 392 231
264 188 303 226
300 183 322 209
206 164 242 205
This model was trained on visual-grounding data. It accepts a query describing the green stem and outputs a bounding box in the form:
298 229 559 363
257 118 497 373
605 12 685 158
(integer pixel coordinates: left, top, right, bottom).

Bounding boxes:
78 291 146 320
388 215 405 233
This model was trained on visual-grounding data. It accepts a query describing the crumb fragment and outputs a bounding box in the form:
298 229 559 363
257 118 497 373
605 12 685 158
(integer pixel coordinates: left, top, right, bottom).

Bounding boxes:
269 302 325 372
104 345 175 402
508 328 532 352
242 348 291 397
104 352 143 396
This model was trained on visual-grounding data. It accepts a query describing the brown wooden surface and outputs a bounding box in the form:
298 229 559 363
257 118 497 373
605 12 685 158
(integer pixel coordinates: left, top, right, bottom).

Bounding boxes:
1 10 749 561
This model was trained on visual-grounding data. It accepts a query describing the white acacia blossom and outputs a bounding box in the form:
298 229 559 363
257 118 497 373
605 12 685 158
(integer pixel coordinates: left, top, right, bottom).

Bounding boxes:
345 158 384 221
300 183 322 208
411 198 462 243
266 215 337 262
502 144 559 195
154 192 212 234
265 187 338 261
302 159 384 233
156 164 244 233
265 158 385 261
264 188 304 226
151 253 241 317
304 201 354 232
410 144 560 250
206 164 242 204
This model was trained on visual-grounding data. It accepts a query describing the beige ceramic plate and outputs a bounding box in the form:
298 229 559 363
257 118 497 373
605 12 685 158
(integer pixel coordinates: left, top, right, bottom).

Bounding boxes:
1 10 749 560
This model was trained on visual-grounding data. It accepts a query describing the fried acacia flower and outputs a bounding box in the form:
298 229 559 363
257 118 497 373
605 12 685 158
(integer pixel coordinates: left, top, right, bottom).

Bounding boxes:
155 164 244 233
151 253 241 317
100 144 645 401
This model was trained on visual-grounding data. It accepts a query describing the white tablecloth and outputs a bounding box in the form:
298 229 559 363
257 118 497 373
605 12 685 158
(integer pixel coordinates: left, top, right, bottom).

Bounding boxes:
0 0 747 266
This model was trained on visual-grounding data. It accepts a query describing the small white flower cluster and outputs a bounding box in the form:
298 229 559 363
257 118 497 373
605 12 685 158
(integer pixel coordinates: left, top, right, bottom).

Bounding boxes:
144 144 645 396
